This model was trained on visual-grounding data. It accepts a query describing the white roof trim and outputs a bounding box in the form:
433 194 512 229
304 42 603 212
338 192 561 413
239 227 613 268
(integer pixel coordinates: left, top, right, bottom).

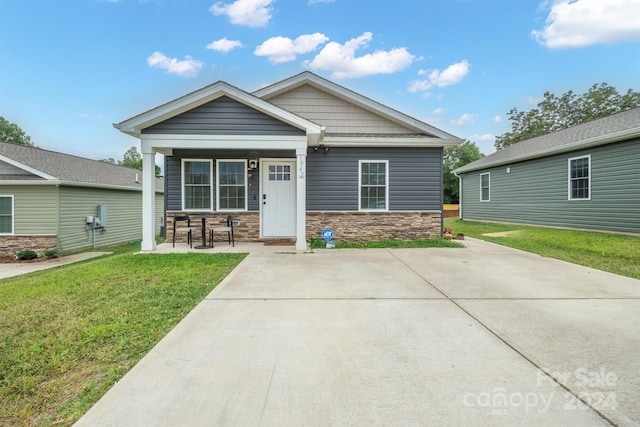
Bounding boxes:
455 126 640 174
114 81 323 138
141 134 308 154
324 136 462 148
0 179 163 192
253 72 459 140
0 154 57 180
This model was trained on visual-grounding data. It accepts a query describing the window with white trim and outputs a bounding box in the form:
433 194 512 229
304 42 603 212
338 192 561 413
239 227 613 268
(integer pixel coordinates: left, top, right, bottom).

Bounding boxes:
182 159 212 210
480 173 490 201
217 160 247 211
0 195 14 234
359 160 388 211
568 155 590 200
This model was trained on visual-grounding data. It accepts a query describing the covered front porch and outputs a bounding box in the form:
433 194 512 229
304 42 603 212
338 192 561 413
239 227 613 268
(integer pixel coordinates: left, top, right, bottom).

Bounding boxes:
113 81 325 253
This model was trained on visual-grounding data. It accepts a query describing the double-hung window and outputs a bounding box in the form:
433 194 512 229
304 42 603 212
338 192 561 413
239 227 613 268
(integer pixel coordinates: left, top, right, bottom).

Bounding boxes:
0 195 14 234
217 160 247 211
480 173 490 201
182 159 212 210
359 160 388 211
568 155 590 200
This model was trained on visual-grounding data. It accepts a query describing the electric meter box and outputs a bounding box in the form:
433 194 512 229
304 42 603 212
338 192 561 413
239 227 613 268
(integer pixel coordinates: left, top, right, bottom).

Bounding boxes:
97 205 107 228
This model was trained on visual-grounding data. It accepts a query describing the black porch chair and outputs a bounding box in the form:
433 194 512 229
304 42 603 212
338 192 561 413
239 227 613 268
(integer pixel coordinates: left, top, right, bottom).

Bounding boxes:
172 215 200 248
209 215 235 247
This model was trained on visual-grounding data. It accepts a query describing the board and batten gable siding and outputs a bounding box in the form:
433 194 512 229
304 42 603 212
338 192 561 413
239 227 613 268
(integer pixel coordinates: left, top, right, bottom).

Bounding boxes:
459 138 640 234
165 149 294 212
265 84 419 135
307 147 443 211
142 96 304 136
0 185 58 234
58 186 163 252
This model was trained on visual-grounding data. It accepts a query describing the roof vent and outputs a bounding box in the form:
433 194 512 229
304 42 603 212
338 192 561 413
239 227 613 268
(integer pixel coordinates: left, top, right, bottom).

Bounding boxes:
135 173 139 183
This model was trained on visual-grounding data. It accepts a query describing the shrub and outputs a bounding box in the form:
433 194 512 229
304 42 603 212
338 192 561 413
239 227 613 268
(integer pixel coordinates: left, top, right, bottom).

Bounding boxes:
16 250 38 260
44 249 59 258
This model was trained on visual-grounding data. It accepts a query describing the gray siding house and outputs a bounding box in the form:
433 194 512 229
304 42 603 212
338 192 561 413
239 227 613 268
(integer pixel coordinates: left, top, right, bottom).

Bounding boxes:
0 142 164 256
455 107 640 234
115 72 462 251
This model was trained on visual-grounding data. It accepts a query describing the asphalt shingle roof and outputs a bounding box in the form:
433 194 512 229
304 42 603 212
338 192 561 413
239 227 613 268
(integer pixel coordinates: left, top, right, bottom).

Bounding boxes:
456 107 640 174
0 141 163 191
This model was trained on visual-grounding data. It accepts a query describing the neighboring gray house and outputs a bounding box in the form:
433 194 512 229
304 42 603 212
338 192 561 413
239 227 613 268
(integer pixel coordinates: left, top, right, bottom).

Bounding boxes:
0 141 164 256
455 107 640 234
114 72 462 251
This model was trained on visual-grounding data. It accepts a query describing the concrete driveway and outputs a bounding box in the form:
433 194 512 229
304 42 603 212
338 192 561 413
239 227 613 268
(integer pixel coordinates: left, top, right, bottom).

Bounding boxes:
75 239 640 426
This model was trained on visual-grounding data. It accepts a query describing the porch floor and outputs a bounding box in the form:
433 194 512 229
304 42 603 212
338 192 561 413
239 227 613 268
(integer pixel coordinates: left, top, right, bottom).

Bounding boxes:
143 241 308 254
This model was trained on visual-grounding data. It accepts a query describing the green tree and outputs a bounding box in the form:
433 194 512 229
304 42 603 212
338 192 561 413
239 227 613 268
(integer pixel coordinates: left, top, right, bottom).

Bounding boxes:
101 146 162 177
495 83 640 150
0 116 35 147
121 146 143 170
443 140 484 203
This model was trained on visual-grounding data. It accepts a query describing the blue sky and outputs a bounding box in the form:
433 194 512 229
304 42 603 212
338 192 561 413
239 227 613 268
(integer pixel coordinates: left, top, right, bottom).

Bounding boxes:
1 0 639 163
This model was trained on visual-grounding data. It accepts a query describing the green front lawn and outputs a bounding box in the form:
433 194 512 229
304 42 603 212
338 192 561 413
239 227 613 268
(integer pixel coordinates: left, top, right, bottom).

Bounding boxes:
445 218 640 279
0 246 246 426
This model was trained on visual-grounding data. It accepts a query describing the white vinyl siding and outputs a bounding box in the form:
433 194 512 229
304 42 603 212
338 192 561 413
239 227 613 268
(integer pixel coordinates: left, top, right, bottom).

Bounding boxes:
182 159 213 210
0 195 14 234
217 160 247 211
568 155 591 200
359 160 388 211
480 173 490 201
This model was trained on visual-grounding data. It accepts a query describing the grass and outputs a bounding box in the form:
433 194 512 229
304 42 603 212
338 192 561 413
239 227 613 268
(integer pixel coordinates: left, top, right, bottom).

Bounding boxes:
308 237 462 249
445 218 640 279
0 242 246 426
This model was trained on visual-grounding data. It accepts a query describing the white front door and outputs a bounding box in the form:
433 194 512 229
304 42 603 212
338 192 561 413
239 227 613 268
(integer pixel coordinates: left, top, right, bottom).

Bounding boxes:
261 160 296 237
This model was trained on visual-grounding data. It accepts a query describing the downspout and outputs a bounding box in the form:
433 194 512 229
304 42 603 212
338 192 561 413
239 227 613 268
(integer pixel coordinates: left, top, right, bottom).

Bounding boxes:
440 147 444 236
454 171 462 219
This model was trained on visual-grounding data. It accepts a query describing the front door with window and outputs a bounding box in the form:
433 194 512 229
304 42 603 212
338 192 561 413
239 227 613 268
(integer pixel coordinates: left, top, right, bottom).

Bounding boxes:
261 160 296 237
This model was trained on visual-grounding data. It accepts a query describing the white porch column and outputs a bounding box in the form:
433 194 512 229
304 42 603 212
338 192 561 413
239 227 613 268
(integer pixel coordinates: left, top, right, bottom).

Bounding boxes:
296 148 307 251
141 146 156 251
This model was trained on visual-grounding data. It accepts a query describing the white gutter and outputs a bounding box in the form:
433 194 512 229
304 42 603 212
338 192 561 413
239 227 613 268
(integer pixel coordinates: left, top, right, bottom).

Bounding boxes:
0 180 164 193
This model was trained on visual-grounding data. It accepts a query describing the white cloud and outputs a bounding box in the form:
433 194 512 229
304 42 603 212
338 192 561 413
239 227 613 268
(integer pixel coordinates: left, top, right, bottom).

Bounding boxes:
206 37 244 53
408 60 470 92
255 33 329 63
532 0 640 48
79 113 104 119
451 113 477 126
431 107 446 115
494 115 502 123
147 51 204 78
306 32 415 79
526 95 544 105
468 133 495 142
309 0 334 4
210 0 274 28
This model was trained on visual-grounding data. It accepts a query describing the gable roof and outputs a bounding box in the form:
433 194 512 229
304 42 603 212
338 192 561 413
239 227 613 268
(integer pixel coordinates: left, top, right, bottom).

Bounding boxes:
455 107 640 174
114 80 323 138
0 141 163 191
114 72 462 148
254 71 460 141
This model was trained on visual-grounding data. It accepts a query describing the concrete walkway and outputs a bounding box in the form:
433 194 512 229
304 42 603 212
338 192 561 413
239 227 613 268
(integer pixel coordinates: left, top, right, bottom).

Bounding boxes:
75 239 640 426
0 252 111 279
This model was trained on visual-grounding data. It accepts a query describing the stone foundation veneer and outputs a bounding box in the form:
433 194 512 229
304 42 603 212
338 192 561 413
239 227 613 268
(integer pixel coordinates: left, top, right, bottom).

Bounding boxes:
306 211 442 242
0 235 58 257
167 211 442 244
